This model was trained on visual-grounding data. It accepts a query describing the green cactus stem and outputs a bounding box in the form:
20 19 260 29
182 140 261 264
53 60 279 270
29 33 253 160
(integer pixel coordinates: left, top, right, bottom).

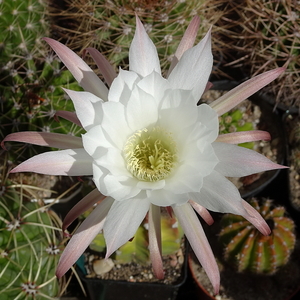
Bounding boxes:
219 198 296 274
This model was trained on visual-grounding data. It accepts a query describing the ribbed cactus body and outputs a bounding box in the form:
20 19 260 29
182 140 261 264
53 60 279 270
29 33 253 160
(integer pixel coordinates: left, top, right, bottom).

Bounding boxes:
0 180 62 300
219 198 296 274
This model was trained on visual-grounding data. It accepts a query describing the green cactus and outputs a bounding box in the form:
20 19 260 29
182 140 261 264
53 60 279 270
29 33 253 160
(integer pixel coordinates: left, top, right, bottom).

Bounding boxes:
211 0 300 108
0 0 49 76
51 0 222 76
89 212 184 265
0 166 64 300
219 198 296 274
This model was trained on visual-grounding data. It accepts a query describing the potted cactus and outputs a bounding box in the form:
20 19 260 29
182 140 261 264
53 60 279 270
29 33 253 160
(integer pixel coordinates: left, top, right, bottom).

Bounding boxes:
75 211 187 300
189 197 300 300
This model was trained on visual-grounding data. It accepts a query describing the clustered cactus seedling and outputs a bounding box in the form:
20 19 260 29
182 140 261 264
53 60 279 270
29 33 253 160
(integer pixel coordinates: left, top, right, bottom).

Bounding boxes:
50 0 224 76
0 166 65 300
219 198 296 274
210 0 300 108
89 211 184 267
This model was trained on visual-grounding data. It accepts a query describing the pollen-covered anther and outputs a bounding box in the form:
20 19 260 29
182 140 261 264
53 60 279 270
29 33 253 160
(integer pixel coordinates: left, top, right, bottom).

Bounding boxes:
123 126 177 182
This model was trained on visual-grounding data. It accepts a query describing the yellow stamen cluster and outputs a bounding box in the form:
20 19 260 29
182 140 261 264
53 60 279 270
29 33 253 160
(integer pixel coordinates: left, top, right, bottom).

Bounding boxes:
123 126 177 182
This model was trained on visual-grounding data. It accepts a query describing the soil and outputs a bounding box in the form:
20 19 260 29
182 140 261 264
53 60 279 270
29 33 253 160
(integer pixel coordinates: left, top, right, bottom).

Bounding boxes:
82 241 186 285
200 86 285 198
189 217 300 300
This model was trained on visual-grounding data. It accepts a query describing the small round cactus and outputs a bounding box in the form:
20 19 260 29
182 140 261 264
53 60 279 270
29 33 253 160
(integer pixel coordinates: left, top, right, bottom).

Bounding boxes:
219 198 296 274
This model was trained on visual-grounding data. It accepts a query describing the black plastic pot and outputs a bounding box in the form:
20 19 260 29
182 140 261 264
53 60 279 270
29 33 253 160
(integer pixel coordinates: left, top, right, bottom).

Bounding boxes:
76 256 187 300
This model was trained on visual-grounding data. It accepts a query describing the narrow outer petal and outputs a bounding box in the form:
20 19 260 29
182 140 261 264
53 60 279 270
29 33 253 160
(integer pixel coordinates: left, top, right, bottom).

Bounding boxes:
62 189 106 232
168 28 213 101
104 198 150 258
56 197 114 278
241 200 271 235
2 132 83 150
167 16 200 76
10 148 93 176
129 16 161 77
43 38 108 101
188 200 214 225
215 130 271 144
173 203 220 295
55 110 82 127
213 142 287 177
148 204 164 279
85 47 117 87
210 67 285 116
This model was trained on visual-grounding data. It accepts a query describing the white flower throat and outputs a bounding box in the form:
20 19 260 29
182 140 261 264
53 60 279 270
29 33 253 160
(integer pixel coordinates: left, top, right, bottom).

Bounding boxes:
123 126 177 182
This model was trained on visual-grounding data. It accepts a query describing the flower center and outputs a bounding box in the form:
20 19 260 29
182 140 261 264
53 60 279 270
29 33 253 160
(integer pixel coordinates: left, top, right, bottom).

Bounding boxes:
123 126 177 182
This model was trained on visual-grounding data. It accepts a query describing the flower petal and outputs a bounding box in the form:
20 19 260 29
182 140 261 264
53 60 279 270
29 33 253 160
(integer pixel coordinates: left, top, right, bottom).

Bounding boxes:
167 15 200 76
104 198 150 257
101 101 132 149
148 204 164 279
129 16 161 77
62 188 105 232
212 142 287 177
55 110 82 127
190 170 246 214
85 47 117 87
168 28 213 102
125 85 159 131
188 200 214 225
210 67 285 116
56 197 114 278
108 69 140 103
63 89 103 131
216 130 271 144
1 132 83 150
43 38 109 101
10 148 93 176
173 203 220 295
241 200 271 235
